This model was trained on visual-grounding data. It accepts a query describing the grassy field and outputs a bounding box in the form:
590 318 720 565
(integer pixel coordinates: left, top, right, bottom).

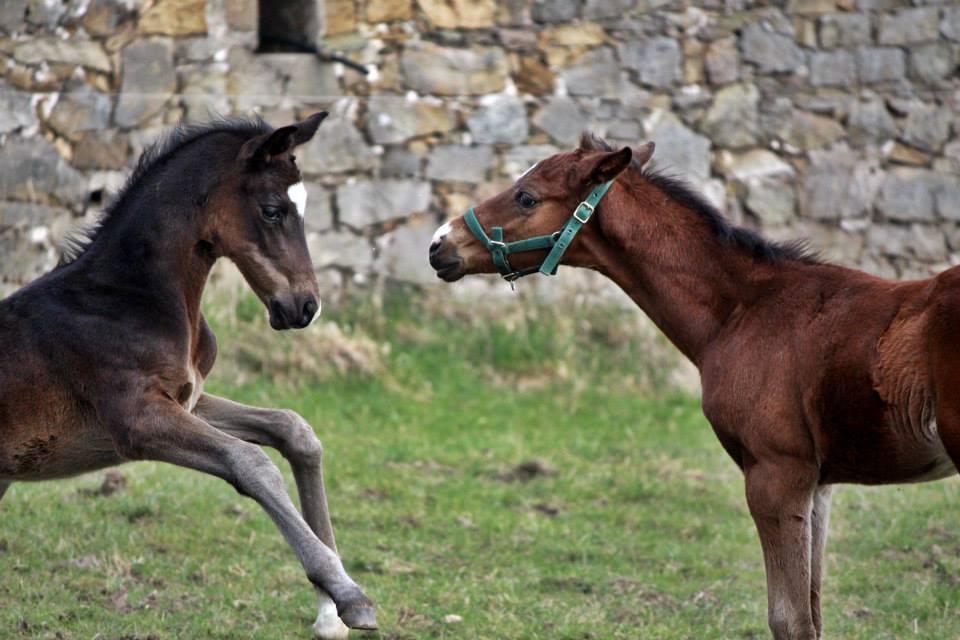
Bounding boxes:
1 291 958 640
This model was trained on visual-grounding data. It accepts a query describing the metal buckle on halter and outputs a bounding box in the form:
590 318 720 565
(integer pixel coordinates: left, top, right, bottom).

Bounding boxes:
489 240 507 249
573 201 594 224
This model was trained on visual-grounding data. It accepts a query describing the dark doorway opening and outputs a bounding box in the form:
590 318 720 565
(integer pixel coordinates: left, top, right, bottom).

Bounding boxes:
257 0 320 53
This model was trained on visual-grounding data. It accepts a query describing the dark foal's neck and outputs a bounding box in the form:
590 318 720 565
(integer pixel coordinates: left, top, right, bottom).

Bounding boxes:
64 135 242 331
585 180 805 365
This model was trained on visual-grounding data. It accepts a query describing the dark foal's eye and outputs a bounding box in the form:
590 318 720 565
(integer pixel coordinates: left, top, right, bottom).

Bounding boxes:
260 204 283 223
515 191 538 209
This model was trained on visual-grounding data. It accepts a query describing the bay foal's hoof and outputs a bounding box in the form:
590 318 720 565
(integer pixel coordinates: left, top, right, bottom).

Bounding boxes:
338 600 378 631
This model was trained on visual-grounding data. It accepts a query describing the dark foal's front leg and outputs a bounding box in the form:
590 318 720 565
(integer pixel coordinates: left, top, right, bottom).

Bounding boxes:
107 398 376 634
809 485 832 639
0 482 9 503
193 393 350 639
745 460 819 640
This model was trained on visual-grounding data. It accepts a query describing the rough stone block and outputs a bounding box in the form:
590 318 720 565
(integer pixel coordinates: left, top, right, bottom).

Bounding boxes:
467 95 529 144
818 12 870 48
139 0 207 36
701 82 760 149
115 39 176 128
402 43 508 96
417 0 495 29
741 20 806 74
878 7 939 46
366 95 455 145
619 37 682 88
0 136 87 207
705 37 739 85
561 47 623 97
809 50 856 86
877 169 939 221
856 47 906 83
532 97 587 146
337 180 431 227
426 146 495 183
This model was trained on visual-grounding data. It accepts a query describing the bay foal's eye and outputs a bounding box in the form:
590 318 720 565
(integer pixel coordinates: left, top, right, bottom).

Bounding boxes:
260 204 283 223
515 191 538 209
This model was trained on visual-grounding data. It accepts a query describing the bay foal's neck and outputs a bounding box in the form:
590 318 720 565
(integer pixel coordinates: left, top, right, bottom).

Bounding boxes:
589 182 785 366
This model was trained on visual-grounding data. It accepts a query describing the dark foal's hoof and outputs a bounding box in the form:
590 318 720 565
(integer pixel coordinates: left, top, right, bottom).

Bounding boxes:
338 601 378 631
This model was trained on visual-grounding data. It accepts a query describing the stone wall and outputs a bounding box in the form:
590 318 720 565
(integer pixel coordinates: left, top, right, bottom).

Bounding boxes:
0 0 958 298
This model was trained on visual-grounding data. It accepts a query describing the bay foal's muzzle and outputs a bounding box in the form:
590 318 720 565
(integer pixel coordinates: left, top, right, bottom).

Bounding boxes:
428 221 467 282
268 292 320 330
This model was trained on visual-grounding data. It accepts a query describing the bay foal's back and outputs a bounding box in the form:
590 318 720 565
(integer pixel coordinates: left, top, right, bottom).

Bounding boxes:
0 114 376 639
429 135 958 639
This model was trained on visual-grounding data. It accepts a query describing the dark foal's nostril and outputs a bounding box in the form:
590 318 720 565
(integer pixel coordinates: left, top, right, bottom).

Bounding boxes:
301 297 318 326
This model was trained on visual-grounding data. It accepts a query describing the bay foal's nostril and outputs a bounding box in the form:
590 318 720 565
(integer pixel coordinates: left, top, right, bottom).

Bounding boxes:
429 239 441 255
301 297 318 326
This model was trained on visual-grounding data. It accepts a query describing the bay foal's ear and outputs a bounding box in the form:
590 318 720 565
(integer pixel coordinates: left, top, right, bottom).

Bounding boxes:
583 146 634 186
240 111 328 168
583 141 655 186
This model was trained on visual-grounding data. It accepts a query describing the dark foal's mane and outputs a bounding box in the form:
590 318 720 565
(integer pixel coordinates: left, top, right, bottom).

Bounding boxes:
580 134 819 264
58 117 272 266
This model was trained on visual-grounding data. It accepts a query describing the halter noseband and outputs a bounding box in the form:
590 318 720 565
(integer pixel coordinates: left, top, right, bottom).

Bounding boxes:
462 180 615 282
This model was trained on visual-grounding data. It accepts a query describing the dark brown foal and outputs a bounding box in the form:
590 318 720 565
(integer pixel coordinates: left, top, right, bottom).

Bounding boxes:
0 114 376 639
430 135 958 640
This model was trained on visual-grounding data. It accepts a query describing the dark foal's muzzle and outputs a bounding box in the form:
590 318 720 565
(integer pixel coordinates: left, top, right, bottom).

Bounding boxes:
462 180 615 282
268 294 319 330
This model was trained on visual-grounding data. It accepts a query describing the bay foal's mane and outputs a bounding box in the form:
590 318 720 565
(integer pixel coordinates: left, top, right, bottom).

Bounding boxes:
580 134 820 265
58 116 272 266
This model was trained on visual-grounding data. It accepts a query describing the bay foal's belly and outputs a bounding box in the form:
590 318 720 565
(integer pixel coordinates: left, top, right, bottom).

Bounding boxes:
819 415 957 485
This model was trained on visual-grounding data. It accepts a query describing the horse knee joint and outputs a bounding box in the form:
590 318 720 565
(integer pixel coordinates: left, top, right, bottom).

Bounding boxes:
281 410 323 464
768 613 790 640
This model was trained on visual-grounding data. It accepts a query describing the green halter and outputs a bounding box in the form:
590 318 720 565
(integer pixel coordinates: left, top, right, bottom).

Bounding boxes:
462 180 615 282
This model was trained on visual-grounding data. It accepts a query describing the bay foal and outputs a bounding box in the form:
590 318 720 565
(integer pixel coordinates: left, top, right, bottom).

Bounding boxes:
0 114 375 639
430 135 958 639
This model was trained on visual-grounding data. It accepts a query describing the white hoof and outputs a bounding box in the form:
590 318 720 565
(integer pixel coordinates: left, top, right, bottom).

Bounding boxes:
313 592 350 640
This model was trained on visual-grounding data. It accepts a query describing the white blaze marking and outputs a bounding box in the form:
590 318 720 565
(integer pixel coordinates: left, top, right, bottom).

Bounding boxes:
287 181 307 218
519 161 539 179
432 221 452 244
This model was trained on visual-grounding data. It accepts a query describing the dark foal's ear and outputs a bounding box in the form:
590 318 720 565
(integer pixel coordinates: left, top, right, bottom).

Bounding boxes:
583 146 635 186
240 125 299 167
239 112 327 168
291 111 328 146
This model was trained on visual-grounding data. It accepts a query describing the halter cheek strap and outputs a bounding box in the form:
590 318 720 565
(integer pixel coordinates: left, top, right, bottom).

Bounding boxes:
462 180 615 282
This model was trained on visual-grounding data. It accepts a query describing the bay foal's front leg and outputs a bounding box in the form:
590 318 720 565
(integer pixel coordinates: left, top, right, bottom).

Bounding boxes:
111 398 376 632
745 460 819 640
809 486 832 639
193 393 350 639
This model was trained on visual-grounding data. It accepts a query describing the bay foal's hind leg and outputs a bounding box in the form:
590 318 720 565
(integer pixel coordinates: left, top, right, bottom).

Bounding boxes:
809 485 832 639
110 400 376 632
745 460 819 640
194 393 350 639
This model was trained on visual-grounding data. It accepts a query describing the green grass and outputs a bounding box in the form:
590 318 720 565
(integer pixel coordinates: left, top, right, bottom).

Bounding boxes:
1 292 958 639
